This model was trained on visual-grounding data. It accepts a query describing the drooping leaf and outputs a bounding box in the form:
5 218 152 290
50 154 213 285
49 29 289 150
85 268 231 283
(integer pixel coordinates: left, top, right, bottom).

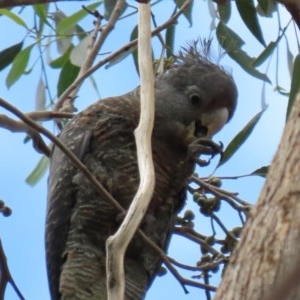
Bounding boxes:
56 2 103 35
35 77 46 112
6 44 34 88
286 38 294 77
165 24 176 58
49 46 72 69
257 0 269 14
89 75 101 98
217 1 231 24
218 110 265 167
57 59 80 96
257 0 276 17
216 21 245 50
104 0 127 20
174 0 193 26
0 41 23 71
34 4 52 29
70 33 92 66
216 22 270 83
129 25 139 74
252 25 287 67
26 155 49 186
235 0 265 46
286 54 300 120
52 10 74 55
252 41 277 67
250 166 269 178
75 24 88 40
0 8 27 28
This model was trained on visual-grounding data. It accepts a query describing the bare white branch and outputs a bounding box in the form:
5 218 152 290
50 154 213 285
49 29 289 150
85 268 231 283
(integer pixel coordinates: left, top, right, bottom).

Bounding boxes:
106 2 155 300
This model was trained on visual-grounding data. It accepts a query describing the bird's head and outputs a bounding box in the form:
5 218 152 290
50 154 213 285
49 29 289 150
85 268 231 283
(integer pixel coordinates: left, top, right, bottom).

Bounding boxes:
154 40 237 145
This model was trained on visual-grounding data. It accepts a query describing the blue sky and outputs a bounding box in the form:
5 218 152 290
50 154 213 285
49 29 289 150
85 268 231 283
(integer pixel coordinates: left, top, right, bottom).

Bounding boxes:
0 1 295 299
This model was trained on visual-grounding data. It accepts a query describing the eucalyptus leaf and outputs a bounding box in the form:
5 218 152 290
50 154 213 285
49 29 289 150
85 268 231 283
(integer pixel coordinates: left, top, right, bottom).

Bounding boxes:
174 0 193 26
35 77 46 112
217 1 231 24
236 0 265 46
0 8 27 28
56 2 103 35
286 54 300 120
57 59 80 96
218 110 265 167
250 166 269 178
0 41 23 71
70 34 92 66
216 22 270 83
26 155 49 186
6 44 34 88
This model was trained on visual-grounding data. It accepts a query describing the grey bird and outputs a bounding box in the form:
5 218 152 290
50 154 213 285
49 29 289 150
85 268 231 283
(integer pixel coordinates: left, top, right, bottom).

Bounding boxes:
46 42 237 300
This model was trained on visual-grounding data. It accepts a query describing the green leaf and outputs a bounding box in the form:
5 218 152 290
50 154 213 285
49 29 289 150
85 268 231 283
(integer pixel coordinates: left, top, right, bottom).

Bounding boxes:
0 42 23 71
257 0 276 17
0 8 27 28
104 0 127 20
257 0 269 14
26 155 49 186
165 24 176 58
216 21 245 50
49 46 72 68
89 75 101 98
174 0 193 26
70 33 92 66
57 2 103 34
252 24 287 67
252 41 277 67
218 110 265 167
129 25 139 74
216 22 271 83
57 59 80 96
286 38 294 77
217 1 231 24
250 166 269 178
6 44 34 88
35 77 46 111
34 3 52 29
235 0 265 46
75 24 88 40
286 54 300 120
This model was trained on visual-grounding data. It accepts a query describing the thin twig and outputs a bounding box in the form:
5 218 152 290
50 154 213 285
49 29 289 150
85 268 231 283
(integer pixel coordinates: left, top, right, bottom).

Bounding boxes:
174 227 223 258
0 239 25 300
0 111 73 156
0 114 50 156
190 175 251 207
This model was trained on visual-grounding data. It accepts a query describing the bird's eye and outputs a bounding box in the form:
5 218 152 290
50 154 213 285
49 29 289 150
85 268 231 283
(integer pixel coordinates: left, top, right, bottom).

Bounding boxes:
190 94 202 106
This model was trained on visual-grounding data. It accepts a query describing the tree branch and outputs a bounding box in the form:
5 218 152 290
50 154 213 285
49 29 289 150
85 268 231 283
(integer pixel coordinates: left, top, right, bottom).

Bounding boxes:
0 0 87 8
106 2 155 299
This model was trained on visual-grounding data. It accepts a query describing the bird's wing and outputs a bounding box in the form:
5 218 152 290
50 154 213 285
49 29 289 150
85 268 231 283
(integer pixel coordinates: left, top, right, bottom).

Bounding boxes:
46 124 93 300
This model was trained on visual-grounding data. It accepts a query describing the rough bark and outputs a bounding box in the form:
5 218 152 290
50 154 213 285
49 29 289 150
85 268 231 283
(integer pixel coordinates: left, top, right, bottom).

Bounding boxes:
214 93 300 300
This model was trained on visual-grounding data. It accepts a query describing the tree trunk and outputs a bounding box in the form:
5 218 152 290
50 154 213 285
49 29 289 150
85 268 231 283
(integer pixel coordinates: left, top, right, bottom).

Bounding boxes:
214 92 300 300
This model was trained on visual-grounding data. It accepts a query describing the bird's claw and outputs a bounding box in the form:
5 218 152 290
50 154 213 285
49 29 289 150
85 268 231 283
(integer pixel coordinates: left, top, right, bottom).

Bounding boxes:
188 138 223 166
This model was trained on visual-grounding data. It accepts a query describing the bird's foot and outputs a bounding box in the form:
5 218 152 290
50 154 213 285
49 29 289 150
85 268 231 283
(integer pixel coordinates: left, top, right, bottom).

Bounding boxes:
188 138 223 166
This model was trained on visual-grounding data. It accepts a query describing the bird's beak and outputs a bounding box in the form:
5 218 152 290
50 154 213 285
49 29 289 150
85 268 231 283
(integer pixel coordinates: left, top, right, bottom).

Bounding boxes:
200 107 229 139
